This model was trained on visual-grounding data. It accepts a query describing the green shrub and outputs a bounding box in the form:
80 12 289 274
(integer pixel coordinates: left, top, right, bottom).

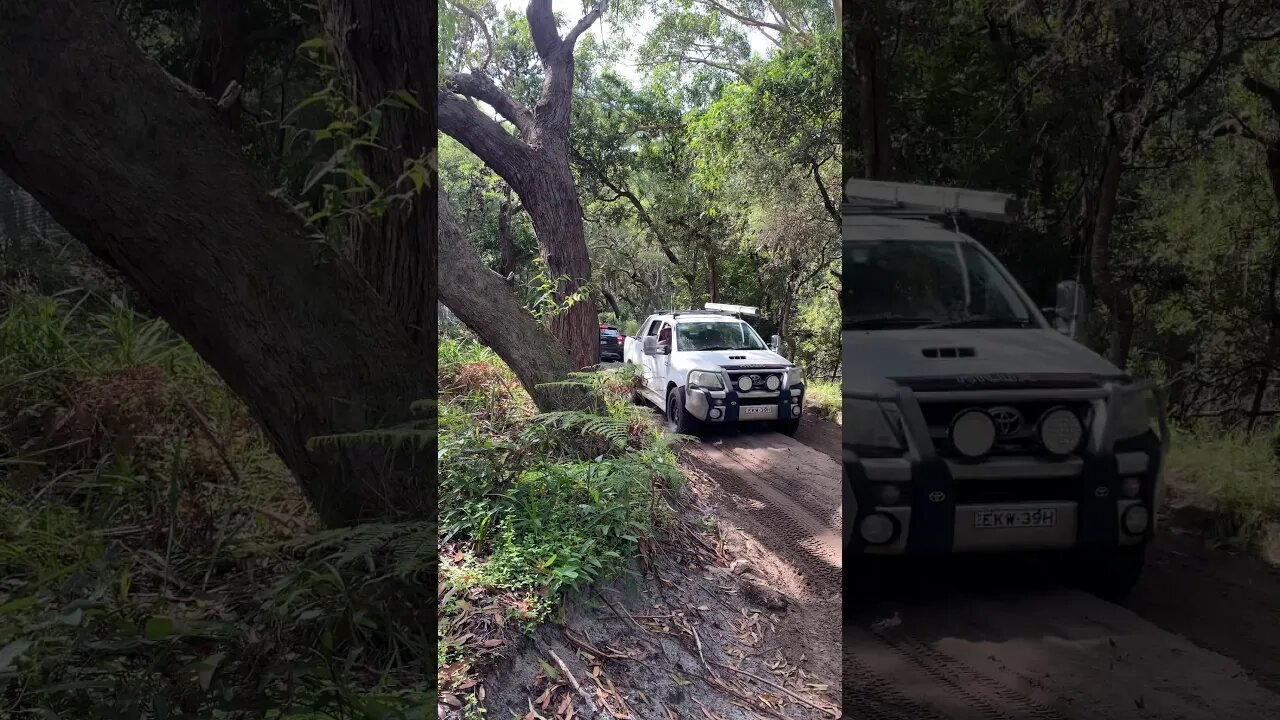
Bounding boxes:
1166 427 1280 555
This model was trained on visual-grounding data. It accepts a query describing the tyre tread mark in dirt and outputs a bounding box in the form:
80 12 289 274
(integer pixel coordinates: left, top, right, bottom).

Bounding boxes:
714 436 842 522
696 439 843 549
874 632 1074 720
844 652 949 720
683 448 841 586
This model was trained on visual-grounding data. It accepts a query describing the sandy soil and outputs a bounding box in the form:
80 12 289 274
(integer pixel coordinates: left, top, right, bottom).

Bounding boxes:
844 518 1280 720
480 418 844 719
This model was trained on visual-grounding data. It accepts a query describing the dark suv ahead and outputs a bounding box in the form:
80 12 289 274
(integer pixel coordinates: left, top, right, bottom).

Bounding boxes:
599 325 624 362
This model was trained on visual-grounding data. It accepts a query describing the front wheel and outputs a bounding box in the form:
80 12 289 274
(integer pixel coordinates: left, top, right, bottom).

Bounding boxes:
1067 543 1147 602
774 415 801 436
666 387 701 436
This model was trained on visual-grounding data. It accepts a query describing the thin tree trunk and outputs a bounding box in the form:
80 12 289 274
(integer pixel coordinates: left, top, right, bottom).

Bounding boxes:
0 0 434 526
191 0 247 98
1088 138 1136 369
852 1 891 180
498 193 519 278
323 0 437 351
439 194 590 411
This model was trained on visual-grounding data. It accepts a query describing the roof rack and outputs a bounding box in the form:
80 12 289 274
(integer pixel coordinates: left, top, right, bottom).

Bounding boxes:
656 304 758 318
844 179 1021 223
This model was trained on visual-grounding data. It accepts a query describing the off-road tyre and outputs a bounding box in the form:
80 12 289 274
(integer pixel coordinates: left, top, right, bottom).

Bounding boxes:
666 386 702 436
774 416 801 436
1069 542 1147 603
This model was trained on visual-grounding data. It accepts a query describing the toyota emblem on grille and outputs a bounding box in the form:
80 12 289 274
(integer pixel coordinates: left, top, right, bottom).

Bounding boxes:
988 406 1024 437
929 491 946 502
750 374 762 384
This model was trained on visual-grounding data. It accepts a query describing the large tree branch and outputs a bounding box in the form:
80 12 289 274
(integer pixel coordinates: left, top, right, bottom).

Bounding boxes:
527 0 563 60
445 71 534 136
564 0 608 49
1138 2 1277 136
1244 75 1280 118
0 0 434 524
443 0 494 70
810 158 839 223
438 88 534 187
439 192 588 411
698 0 791 37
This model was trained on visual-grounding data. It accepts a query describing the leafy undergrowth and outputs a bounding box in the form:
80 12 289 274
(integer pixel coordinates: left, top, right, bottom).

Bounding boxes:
0 291 434 719
436 336 687 713
1164 426 1280 564
804 379 841 424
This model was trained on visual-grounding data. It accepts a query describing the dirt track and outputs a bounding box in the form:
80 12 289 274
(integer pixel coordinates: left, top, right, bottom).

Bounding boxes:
844 521 1280 719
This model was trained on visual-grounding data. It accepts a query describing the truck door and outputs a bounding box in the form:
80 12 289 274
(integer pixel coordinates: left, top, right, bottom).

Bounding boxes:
651 322 673 394
639 320 666 395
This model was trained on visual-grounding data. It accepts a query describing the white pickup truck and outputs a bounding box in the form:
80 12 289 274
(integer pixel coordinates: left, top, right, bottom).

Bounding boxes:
623 304 805 436
842 179 1169 600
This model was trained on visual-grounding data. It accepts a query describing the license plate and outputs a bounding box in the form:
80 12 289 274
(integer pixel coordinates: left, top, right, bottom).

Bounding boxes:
973 508 1057 529
741 406 772 416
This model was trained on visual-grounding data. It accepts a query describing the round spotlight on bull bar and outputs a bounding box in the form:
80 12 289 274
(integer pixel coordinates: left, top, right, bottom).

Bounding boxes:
1121 504 1150 536
1038 406 1084 455
737 376 753 392
949 409 996 458
859 512 897 545
766 375 781 391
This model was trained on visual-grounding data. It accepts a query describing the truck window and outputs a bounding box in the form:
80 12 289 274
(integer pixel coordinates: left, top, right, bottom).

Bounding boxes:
644 320 660 337
843 240 1033 328
676 321 766 351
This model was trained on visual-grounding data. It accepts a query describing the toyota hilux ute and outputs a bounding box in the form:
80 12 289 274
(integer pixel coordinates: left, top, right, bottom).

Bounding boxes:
842 179 1169 600
623 303 805 436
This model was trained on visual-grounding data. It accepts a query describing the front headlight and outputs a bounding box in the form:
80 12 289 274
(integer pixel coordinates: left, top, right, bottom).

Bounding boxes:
688 369 724 390
845 397 907 456
1109 383 1159 441
788 365 805 387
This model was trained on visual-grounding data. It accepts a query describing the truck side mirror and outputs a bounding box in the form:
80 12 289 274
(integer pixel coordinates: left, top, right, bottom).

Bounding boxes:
643 336 659 355
769 334 781 351
1054 280 1087 337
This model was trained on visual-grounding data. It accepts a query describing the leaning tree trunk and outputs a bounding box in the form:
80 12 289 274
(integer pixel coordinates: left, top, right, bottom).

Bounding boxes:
439 193 591 412
438 0 605 371
0 0 434 526
322 0 437 351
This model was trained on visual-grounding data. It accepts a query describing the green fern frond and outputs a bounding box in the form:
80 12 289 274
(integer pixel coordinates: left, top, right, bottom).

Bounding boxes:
306 423 436 452
526 410 634 449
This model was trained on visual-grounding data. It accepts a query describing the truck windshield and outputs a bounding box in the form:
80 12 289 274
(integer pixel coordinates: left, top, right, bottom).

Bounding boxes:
842 240 1036 330
676 321 766 351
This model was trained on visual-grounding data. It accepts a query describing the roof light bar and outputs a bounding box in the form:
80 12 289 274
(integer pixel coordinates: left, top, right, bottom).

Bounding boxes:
704 302 758 316
843 179 1021 223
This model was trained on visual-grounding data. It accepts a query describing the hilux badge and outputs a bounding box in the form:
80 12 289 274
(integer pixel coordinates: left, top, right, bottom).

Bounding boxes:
956 374 1034 385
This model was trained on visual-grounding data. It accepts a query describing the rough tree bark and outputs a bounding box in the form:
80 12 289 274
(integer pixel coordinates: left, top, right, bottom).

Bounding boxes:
322 0 437 351
0 0 434 526
438 0 604 370
439 193 588 412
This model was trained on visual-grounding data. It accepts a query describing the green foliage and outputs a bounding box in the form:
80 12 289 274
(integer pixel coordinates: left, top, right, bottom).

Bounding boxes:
436 337 685 695
0 291 436 718
1167 428 1280 556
